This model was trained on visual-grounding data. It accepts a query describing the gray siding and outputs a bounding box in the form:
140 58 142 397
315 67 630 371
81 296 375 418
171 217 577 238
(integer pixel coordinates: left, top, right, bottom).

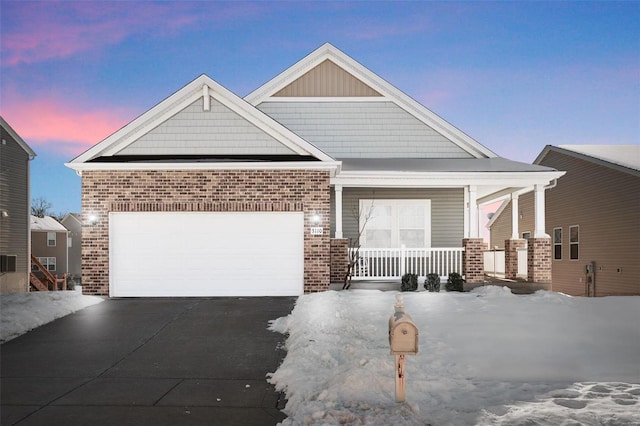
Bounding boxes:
331 188 464 247
0 132 30 292
31 231 68 276
257 102 473 159
61 215 82 280
118 98 295 156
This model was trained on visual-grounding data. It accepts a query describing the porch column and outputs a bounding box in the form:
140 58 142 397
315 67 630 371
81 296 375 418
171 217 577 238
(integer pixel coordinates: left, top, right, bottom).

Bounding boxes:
468 185 479 239
510 193 519 240
504 238 526 280
533 184 548 238
334 185 343 239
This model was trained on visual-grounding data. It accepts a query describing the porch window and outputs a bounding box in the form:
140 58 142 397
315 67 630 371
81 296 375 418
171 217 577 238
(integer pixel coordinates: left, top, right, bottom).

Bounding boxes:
359 199 431 248
47 232 56 247
553 227 562 260
570 225 579 260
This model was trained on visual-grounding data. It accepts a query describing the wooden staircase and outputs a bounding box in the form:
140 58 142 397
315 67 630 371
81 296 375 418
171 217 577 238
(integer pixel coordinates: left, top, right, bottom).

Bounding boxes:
30 255 67 291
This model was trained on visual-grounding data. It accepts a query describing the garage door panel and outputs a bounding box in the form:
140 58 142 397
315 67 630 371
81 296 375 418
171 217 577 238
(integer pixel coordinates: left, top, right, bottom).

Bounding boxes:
110 212 304 297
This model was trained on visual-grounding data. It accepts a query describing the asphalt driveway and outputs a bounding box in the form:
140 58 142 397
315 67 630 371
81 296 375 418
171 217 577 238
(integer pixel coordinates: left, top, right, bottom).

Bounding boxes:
1 297 296 426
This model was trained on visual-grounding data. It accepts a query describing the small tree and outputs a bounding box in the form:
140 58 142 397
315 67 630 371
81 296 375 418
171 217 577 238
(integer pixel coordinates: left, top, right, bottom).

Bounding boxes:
343 201 375 290
31 197 52 218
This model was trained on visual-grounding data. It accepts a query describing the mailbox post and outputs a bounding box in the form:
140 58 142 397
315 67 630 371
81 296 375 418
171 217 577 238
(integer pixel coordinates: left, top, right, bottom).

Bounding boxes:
388 294 419 402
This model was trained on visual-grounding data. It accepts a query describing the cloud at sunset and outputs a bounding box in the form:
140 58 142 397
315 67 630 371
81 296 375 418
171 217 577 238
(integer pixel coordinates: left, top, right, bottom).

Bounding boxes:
0 97 135 156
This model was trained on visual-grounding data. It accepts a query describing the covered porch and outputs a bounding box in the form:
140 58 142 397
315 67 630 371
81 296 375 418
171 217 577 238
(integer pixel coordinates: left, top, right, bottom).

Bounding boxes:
328 158 565 286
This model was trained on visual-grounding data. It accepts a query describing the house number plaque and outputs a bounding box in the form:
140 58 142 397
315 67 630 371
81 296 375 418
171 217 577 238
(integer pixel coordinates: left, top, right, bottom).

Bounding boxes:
310 227 324 235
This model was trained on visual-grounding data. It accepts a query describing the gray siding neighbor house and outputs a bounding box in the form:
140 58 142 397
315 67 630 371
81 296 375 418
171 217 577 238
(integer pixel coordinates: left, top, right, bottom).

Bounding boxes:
0 116 36 293
31 215 70 279
61 213 82 284
489 145 640 296
65 43 565 297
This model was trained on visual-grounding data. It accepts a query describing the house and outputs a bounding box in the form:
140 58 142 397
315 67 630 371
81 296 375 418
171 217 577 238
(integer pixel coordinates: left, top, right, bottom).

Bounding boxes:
1 116 36 293
31 215 69 280
65 43 564 297
488 145 640 296
61 213 83 285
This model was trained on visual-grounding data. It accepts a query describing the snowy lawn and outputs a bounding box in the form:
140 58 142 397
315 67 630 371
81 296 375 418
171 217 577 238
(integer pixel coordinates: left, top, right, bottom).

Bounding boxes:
0 290 104 343
269 287 640 425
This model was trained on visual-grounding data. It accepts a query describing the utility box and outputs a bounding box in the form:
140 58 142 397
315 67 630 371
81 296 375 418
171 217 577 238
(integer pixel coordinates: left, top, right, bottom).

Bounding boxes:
389 311 419 355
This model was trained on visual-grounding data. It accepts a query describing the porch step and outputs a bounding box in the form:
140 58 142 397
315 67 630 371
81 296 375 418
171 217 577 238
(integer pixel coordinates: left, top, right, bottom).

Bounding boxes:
29 273 48 291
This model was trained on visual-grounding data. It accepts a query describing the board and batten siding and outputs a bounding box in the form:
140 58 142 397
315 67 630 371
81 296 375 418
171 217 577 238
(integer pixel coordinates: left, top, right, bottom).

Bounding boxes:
257 102 473 159
331 188 464 247
117 98 295 156
273 59 382 97
0 133 30 292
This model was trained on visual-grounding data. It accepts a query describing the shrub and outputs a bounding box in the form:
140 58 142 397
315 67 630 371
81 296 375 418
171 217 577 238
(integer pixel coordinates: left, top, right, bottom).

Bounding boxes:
424 273 440 292
400 273 418 292
445 272 465 292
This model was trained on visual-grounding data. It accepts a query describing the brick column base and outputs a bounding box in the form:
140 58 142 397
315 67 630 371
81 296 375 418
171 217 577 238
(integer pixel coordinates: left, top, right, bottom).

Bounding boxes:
463 238 487 284
330 238 349 285
505 239 526 280
528 238 552 283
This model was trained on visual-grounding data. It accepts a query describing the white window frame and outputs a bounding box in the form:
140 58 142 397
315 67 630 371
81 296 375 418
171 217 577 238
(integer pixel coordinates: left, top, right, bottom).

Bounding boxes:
553 227 562 260
359 199 431 248
47 232 56 247
36 257 56 272
570 225 579 260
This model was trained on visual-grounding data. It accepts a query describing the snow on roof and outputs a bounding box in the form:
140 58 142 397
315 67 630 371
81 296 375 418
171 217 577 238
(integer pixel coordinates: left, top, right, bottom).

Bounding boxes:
555 145 639 172
30 215 68 232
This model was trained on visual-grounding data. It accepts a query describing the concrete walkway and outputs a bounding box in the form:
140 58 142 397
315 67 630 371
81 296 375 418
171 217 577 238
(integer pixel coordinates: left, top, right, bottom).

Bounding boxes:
1 297 295 426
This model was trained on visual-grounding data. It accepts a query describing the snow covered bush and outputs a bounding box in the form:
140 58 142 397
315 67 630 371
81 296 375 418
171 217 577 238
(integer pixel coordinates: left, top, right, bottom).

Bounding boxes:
424 273 440 292
445 272 465 292
400 273 418 291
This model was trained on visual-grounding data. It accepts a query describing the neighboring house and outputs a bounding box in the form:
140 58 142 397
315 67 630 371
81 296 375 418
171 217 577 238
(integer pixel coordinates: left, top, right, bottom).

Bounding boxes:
0 116 36 293
489 145 640 296
65 43 564 297
61 213 82 284
31 215 69 279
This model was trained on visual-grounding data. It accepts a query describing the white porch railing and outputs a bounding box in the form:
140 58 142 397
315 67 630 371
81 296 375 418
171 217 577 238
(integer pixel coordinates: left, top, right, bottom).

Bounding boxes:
349 246 464 280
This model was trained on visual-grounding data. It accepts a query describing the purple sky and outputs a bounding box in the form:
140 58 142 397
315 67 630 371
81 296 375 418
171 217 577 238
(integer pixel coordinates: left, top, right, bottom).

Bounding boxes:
1 1 638 214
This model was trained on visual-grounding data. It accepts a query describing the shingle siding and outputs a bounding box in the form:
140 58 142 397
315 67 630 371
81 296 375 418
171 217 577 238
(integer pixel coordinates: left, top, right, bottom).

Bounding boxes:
331 188 464 247
118 98 295 156
257 102 473 159
0 133 30 292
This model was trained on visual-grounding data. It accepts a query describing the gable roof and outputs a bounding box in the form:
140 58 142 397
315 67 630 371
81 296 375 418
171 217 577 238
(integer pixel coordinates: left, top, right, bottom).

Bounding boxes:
245 43 497 159
0 115 36 159
31 215 67 232
66 74 338 171
535 145 640 176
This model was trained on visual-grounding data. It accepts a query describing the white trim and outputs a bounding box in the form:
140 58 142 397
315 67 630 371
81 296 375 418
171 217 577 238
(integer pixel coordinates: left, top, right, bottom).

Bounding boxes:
261 97 389 103
334 185 343 239
245 43 497 159
68 74 337 165
65 160 341 174
533 184 549 238
510 194 519 240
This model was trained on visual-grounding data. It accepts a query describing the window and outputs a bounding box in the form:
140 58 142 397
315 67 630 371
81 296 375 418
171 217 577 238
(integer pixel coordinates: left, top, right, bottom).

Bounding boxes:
35 257 56 271
0 255 17 273
570 225 579 260
360 199 431 248
553 228 562 260
47 232 56 247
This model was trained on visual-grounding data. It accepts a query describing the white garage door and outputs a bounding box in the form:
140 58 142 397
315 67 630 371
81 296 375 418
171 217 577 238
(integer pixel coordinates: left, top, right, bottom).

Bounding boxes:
109 212 304 297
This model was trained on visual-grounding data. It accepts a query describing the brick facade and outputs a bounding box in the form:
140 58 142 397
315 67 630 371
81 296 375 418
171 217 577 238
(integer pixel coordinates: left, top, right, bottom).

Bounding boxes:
527 237 552 284
462 238 486 284
504 239 526 280
81 169 331 295
330 238 349 285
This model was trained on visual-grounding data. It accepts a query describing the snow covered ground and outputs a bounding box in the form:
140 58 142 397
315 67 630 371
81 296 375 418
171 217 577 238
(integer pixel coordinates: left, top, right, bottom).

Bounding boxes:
0 289 104 343
269 287 640 425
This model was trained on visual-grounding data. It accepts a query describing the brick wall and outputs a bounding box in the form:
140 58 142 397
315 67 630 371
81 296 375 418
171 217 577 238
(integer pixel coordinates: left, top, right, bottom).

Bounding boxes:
330 238 349 285
463 238 486 284
81 169 331 295
505 239 526 280
528 237 552 284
